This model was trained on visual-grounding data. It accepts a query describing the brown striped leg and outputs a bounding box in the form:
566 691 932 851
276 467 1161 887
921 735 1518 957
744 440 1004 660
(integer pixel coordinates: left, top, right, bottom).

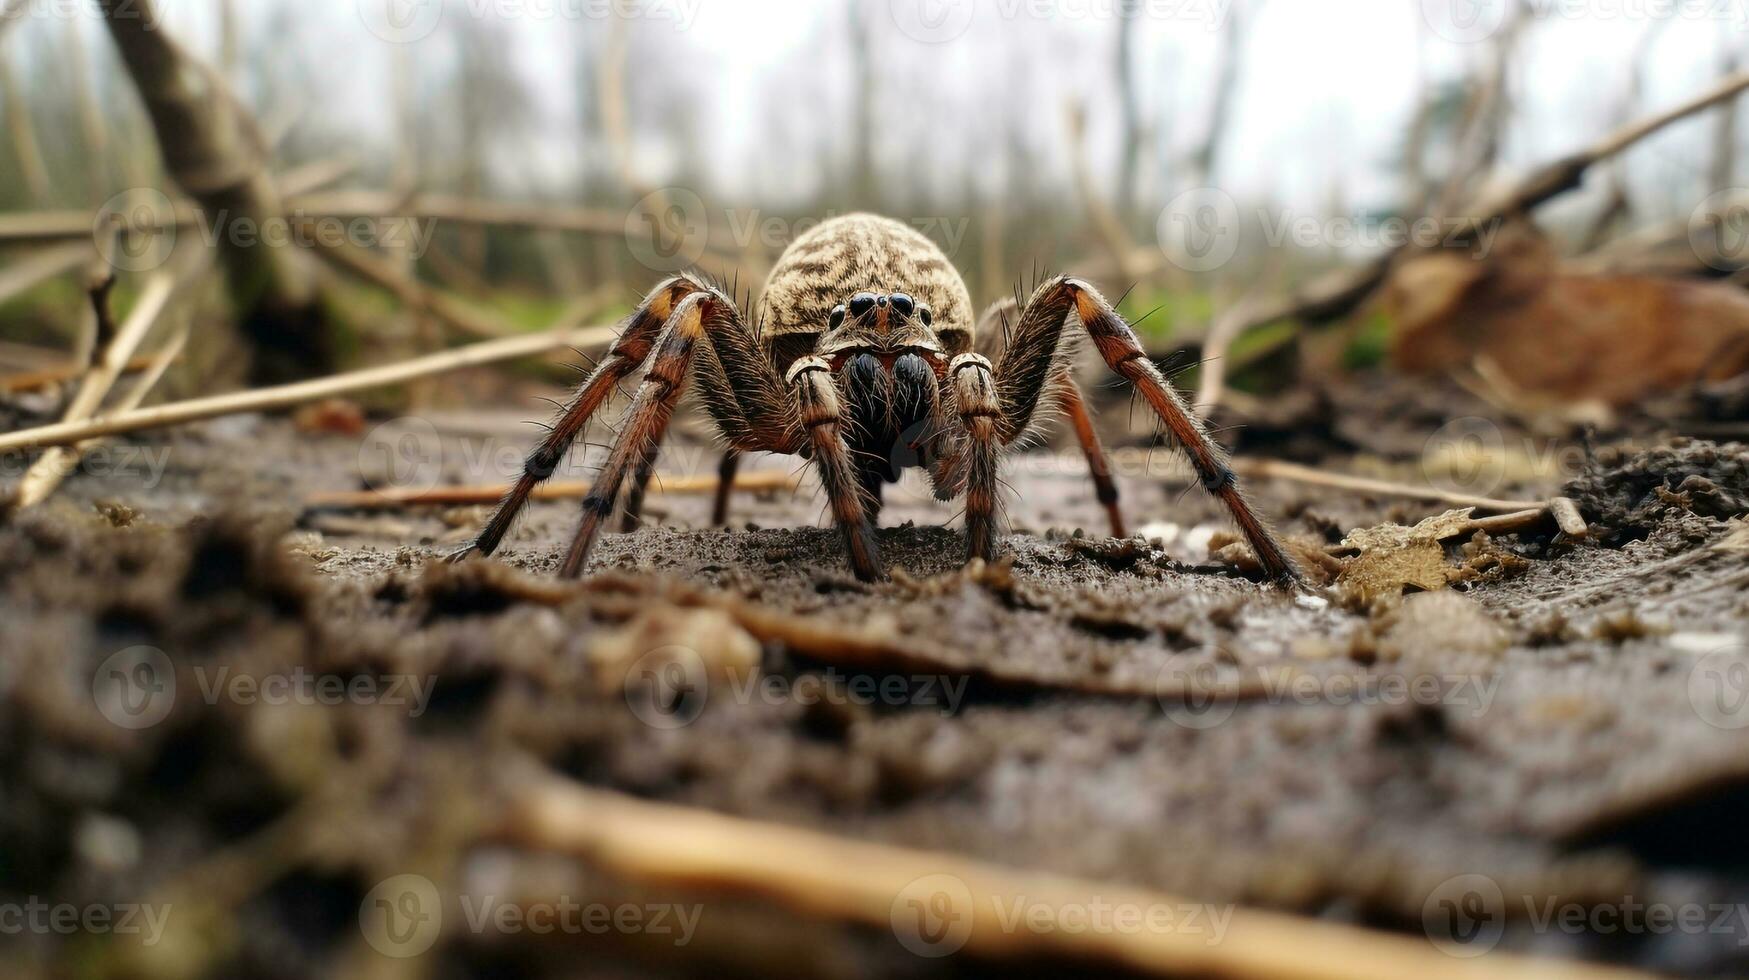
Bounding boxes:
949 352 1003 563
787 356 882 581
1002 277 1300 586
449 276 699 562
710 450 740 526
1055 369 1126 538
618 442 660 532
558 295 712 578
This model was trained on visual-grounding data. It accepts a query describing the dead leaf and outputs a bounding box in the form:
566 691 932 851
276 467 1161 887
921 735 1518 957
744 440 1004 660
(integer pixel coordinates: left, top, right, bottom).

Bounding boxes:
1337 509 1475 601
1385 221 1749 406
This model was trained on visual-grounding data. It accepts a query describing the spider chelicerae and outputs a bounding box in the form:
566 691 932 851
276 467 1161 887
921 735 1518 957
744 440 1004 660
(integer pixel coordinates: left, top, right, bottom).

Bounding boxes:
449 213 1299 586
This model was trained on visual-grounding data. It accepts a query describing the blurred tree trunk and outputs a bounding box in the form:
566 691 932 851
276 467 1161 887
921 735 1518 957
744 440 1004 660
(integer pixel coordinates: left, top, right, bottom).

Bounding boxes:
96 0 333 383
0 50 50 204
1712 45 1739 192
1185 0 1251 188
1115 4 1141 218
215 0 239 79
847 0 875 204
65 18 111 203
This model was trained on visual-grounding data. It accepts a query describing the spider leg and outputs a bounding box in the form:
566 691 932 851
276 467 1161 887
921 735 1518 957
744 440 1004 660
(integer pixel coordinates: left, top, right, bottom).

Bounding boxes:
997 276 1300 586
617 441 660 532
1055 369 1126 538
449 276 699 561
949 298 1126 541
710 450 740 526
947 352 1003 562
560 288 799 577
787 356 882 581
559 294 710 577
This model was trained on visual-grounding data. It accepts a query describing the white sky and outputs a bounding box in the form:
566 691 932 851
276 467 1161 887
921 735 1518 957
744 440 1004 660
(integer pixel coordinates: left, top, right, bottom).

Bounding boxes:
10 0 1746 215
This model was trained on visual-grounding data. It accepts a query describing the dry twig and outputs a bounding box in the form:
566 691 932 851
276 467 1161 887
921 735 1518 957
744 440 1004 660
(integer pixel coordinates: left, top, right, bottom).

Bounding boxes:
0 323 619 454
1105 448 1545 513
507 776 1643 980
304 470 798 510
2 254 200 515
3 324 192 513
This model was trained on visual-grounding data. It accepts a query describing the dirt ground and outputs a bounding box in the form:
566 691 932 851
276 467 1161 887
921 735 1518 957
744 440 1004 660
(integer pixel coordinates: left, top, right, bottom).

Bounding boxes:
2 380 1748 978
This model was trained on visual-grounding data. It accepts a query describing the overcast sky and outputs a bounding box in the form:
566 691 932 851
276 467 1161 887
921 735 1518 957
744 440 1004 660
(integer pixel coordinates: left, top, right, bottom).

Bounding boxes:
11 0 1746 217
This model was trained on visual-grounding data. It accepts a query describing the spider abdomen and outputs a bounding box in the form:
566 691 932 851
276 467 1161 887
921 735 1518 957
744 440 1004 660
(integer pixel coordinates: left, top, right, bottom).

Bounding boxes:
761 213 974 366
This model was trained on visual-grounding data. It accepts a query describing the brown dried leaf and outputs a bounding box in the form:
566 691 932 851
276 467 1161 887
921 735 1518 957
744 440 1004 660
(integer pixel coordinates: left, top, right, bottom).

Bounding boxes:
1336 509 1475 601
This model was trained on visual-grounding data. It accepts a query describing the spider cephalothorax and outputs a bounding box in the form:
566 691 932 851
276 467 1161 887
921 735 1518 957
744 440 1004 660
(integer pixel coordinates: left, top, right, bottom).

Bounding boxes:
451 213 1300 586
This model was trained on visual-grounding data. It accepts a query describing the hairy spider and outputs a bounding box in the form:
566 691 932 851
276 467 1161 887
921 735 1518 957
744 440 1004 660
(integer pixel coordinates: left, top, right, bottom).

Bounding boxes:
449 213 1299 586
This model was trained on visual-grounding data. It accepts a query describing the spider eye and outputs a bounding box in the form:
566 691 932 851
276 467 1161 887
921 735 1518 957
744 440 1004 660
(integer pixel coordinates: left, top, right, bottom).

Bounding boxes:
848 292 877 318
918 305 933 327
888 292 915 317
828 304 846 329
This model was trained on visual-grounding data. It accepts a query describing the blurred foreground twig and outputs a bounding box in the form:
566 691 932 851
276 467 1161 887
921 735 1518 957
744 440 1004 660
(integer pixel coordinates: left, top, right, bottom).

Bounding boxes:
507 776 1643 980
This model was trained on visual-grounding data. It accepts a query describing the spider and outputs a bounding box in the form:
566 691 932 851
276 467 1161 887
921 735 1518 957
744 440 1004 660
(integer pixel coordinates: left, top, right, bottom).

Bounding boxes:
449 213 1299 586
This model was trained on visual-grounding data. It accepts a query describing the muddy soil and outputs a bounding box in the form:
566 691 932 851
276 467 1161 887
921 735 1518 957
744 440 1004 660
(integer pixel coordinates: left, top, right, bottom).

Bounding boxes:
2 402 1748 978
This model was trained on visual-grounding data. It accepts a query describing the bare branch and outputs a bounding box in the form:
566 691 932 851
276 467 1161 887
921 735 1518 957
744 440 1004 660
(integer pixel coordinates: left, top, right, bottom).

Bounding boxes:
0 321 619 454
1195 69 1749 412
